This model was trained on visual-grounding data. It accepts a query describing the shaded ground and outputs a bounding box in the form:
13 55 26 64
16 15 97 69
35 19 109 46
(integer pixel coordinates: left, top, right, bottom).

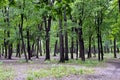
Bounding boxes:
0 56 120 80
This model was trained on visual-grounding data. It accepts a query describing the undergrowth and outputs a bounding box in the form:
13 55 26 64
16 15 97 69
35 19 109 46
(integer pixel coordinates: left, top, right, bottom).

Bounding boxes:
27 65 94 80
0 67 14 80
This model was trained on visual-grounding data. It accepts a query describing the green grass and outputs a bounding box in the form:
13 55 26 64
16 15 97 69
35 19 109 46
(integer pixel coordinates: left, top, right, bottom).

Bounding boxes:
0 67 14 80
66 59 104 67
44 57 104 67
17 59 34 64
27 65 94 80
0 61 3 65
44 59 58 64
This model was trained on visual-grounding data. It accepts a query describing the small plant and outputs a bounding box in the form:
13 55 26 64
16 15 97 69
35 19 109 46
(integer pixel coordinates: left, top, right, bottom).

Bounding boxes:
0 67 14 80
27 65 94 80
66 59 104 67
0 61 3 65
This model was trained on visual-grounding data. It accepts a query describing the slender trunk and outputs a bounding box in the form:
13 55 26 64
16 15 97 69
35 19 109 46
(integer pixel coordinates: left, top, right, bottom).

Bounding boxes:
4 34 7 58
114 38 117 58
76 39 78 60
5 7 12 59
36 38 39 58
104 46 107 53
45 31 50 60
20 14 28 62
27 30 31 60
44 16 52 60
54 40 58 56
97 34 101 61
2 46 4 56
64 7 69 61
2 8 7 58
100 32 104 60
18 0 28 62
8 44 12 59
96 16 101 61
78 20 85 61
31 42 35 56
71 28 74 59
93 39 96 57
39 40 42 56
88 35 92 58
59 18 65 62
117 47 119 53
107 47 110 53
16 43 21 57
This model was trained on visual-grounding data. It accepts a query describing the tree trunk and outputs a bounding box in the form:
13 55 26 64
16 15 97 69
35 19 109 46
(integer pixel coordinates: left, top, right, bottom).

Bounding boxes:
31 42 35 56
76 39 78 60
71 28 74 59
16 43 21 58
4 34 7 58
93 39 96 57
117 47 119 53
36 38 39 58
96 15 102 61
20 14 28 62
5 6 12 59
78 20 85 61
64 7 69 61
88 35 92 58
27 30 31 60
18 0 28 62
114 38 117 58
8 44 12 59
44 16 52 60
39 40 42 56
54 40 58 56
59 18 65 62
100 32 104 60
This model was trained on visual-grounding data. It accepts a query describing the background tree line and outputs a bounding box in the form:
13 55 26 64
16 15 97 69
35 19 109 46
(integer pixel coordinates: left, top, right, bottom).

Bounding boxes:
0 0 120 62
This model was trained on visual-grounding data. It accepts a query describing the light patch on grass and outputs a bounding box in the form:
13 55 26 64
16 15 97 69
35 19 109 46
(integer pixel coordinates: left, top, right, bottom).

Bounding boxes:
44 59 58 64
17 59 34 64
0 61 3 65
27 65 94 80
0 67 14 80
66 59 104 67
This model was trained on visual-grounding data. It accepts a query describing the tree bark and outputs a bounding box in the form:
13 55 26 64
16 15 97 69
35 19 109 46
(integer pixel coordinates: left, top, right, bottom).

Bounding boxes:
78 20 85 61
93 39 96 57
39 40 42 56
20 14 28 62
100 32 104 60
59 18 65 62
16 43 21 58
76 39 78 60
88 35 92 58
27 30 31 60
64 7 69 61
44 16 52 60
71 28 74 59
97 18 101 61
114 38 117 58
54 40 58 56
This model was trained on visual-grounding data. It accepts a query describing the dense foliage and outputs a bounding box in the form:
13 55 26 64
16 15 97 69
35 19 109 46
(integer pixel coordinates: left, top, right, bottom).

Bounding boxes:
0 0 120 62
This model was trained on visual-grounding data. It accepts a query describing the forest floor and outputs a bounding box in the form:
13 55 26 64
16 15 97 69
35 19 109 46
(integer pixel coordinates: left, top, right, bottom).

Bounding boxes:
1 54 120 80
